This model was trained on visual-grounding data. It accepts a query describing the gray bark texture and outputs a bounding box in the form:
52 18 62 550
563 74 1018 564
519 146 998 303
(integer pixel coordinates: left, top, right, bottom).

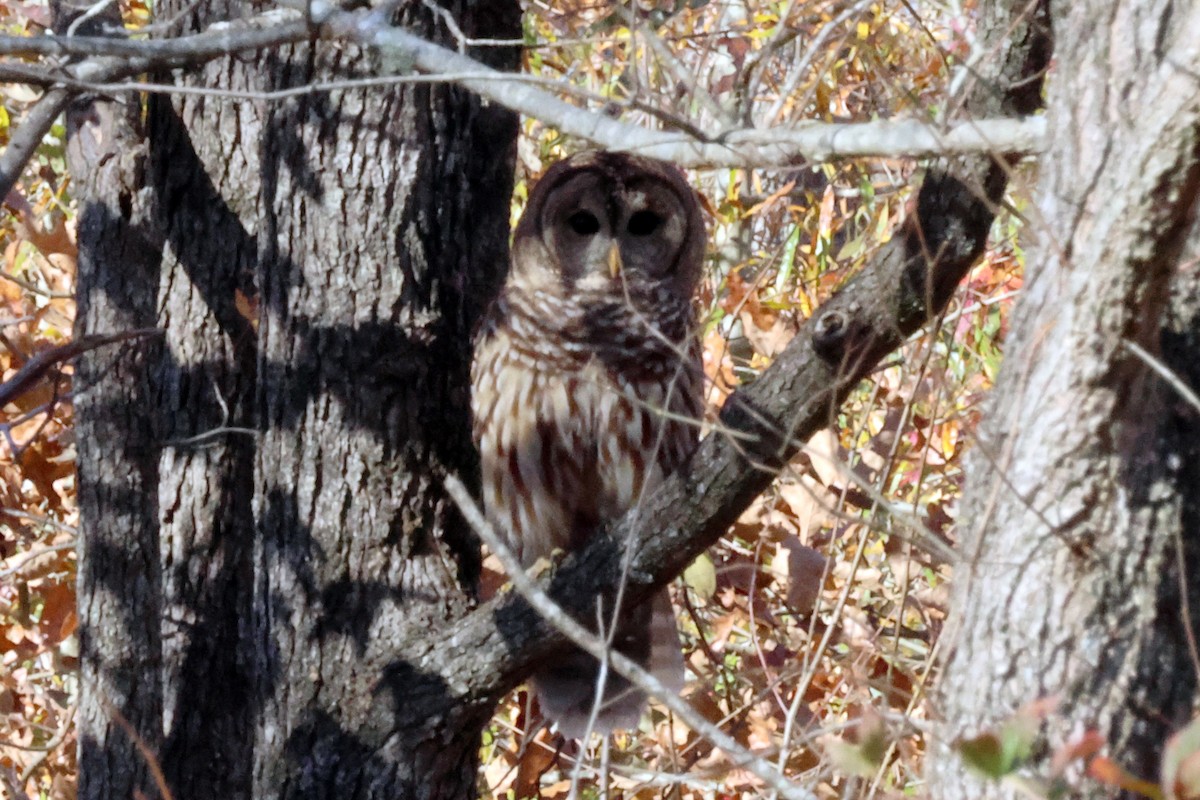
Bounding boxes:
928 0 1200 796
66 1 520 798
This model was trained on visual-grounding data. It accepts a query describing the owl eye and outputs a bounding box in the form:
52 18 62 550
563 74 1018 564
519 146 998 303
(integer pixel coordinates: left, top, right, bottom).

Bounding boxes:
627 210 662 236
568 211 601 236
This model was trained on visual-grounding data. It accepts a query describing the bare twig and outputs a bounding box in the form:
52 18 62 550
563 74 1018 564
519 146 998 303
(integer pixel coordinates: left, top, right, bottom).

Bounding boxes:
22 70 614 102
0 89 71 202
66 0 117 36
0 270 75 299
615 4 735 129
0 507 77 534
101 697 174 800
762 0 875 126
0 541 77 580
1123 338 1200 415
444 474 819 800
17 703 75 785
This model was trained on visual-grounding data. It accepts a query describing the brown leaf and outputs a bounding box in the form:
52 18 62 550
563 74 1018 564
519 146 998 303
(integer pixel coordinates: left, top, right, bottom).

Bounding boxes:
777 478 832 538
478 552 507 601
235 289 260 331
803 428 845 488
513 725 559 800
38 582 77 648
739 309 796 358
17 443 64 508
702 329 738 407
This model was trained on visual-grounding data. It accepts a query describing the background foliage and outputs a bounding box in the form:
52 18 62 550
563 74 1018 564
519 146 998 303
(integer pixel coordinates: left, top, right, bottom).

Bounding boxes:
0 0 1025 797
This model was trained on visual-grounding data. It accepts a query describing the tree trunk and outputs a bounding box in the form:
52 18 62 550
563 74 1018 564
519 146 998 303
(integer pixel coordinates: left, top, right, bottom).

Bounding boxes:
67 2 520 799
929 0 1200 796
70 42 166 800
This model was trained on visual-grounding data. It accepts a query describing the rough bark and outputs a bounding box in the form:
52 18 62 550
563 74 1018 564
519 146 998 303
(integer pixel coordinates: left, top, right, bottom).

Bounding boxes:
928 0 1200 796
68 2 520 799
247 5 520 795
69 50 166 800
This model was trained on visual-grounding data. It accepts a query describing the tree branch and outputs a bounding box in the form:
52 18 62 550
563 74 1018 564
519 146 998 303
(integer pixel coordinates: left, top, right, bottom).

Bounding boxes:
295 0 1045 167
0 11 308 60
0 89 71 201
0 4 1045 177
0 328 161 409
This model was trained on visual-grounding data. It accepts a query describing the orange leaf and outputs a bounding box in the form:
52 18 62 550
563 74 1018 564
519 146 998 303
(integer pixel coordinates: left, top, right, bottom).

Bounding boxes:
1088 757 1163 799
743 180 796 218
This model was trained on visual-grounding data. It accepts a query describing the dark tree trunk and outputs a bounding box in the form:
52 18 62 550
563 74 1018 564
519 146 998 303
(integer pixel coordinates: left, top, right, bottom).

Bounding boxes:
67 2 520 799
70 46 166 800
929 0 1200 796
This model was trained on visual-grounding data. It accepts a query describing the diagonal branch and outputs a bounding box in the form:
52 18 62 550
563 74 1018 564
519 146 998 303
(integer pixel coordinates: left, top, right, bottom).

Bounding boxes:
0 89 72 203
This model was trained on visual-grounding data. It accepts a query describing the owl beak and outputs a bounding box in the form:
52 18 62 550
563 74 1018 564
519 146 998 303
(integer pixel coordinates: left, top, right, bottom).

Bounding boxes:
607 242 623 279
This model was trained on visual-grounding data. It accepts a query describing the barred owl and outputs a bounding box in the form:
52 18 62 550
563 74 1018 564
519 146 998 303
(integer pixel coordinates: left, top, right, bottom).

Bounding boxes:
471 151 706 737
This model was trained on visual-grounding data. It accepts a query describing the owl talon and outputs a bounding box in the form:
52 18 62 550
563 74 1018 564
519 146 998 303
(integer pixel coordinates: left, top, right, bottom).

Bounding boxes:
528 556 556 578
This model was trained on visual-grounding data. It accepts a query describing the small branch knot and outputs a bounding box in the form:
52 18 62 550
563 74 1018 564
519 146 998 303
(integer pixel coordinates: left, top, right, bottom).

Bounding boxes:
812 303 869 363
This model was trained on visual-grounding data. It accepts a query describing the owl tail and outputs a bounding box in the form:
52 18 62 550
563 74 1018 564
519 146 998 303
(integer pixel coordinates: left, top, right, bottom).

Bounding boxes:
532 588 684 739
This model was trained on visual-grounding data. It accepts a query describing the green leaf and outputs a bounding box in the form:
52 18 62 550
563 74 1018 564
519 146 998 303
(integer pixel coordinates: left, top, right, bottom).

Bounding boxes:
958 713 1038 779
958 732 1011 778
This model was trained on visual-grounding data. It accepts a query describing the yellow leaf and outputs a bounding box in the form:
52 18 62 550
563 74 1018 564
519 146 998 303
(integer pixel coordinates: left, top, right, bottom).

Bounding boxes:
682 553 717 600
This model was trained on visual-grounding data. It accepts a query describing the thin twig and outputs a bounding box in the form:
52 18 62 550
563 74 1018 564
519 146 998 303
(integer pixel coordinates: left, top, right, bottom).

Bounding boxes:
443 474 818 800
100 697 174 800
66 0 117 36
615 4 734 129
0 507 77 534
763 0 875 126
0 270 75 300
1123 338 1200 415
17 703 75 785
0 541 78 579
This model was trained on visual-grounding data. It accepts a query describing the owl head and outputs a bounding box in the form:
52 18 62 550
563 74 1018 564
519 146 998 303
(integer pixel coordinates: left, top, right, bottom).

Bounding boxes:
511 151 706 302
